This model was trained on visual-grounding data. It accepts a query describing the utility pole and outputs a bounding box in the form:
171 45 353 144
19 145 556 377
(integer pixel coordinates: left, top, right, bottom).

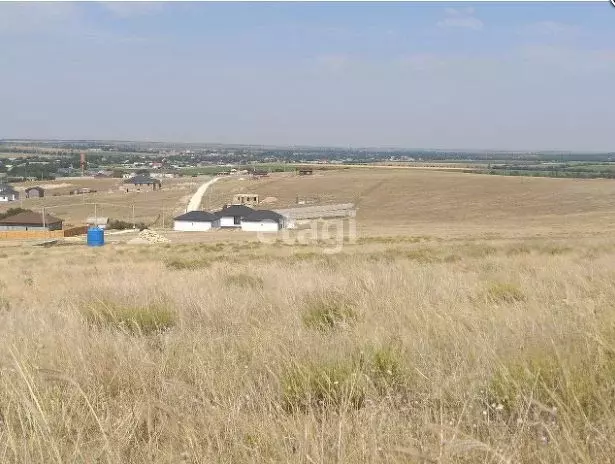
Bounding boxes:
42 206 46 229
94 203 98 228
132 204 136 229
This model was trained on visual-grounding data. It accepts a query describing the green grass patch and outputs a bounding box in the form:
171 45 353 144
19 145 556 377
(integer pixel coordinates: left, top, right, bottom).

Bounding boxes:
301 290 359 331
488 343 615 421
485 282 526 304
83 299 177 335
281 360 367 413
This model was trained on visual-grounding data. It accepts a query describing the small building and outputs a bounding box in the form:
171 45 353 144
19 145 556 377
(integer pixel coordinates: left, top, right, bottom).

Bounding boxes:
173 211 220 231
87 217 109 229
216 204 254 228
233 193 259 206
25 186 45 198
122 175 162 192
0 211 63 231
0 184 19 202
241 210 285 232
251 170 269 178
298 168 313 176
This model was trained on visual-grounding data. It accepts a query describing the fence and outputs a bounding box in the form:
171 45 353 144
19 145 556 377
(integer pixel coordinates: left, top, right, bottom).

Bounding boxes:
0 226 88 241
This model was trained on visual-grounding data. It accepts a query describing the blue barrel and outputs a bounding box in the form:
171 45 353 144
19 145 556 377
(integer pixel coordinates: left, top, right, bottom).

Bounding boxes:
87 227 104 247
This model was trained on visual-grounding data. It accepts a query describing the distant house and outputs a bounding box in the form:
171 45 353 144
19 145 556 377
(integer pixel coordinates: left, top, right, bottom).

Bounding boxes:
297 168 313 176
0 211 63 231
173 211 220 231
241 210 285 232
0 184 18 202
216 204 254 228
233 193 259 206
25 186 45 198
251 170 269 178
122 175 162 192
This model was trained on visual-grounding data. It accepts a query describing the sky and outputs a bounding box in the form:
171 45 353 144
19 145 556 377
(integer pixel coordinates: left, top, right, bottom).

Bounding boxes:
0 1 613 151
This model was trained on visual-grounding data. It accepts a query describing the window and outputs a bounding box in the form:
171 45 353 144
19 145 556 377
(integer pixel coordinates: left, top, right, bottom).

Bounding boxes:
234 216 240 225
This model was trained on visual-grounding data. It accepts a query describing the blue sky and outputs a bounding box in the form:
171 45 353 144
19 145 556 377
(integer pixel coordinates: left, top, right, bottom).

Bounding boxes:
1 2 613 150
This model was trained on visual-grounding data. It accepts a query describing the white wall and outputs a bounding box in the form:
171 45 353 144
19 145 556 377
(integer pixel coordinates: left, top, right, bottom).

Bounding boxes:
0 194 17 202
219 216 240 228
174 220 213 232
241 220 280 232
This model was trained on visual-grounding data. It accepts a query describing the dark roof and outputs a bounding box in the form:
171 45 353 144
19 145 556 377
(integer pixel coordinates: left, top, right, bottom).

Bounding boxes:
174 211 219 222
242 210 284 223
216 205 254 218
123 175 161 185
25 186 44 192
0 184 17 195
0 211 62 226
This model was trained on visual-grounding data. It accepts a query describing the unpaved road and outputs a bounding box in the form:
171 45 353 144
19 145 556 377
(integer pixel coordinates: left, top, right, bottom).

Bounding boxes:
186 177 221 212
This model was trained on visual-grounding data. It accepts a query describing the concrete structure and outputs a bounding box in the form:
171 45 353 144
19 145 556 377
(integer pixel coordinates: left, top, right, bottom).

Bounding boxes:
233 193 259 206
122 175 162 192
0 211 63 231
0 184 18 202
25 186 45 198
217 204 254 228
241 210 285 232
173 211 219 231
87 217 109 229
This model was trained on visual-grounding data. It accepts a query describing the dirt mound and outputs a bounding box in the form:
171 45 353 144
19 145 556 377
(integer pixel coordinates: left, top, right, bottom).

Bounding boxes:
129 229 170 244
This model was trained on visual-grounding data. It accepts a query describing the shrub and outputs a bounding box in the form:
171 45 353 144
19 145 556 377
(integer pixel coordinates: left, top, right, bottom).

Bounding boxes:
301 290 358 331
485 282 526 304
108 219 148 231
83 299 176 335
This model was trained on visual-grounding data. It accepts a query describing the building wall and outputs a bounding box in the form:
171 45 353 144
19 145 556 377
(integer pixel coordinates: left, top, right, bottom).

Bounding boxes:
219 216 241 227
121 183 160 192
0 194 17 202
174 220 215 231
26 189 43 198
0 222 62 232
241 220 280 232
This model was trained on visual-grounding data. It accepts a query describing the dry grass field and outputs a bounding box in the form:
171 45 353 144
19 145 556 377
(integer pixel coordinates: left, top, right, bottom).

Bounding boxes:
0 177 208 227
2 236 615 462
206 169 615 239
2 168 615 462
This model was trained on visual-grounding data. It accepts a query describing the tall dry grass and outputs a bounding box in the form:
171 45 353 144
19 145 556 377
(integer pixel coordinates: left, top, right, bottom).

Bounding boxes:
1 238 615 462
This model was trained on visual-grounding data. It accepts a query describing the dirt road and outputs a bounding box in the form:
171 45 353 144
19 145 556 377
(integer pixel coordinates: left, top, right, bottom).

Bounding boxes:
186 177 221 212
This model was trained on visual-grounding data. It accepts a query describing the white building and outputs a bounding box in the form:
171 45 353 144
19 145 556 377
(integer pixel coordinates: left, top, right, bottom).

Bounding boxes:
173 211 220 231
0 184 18 202
217 205 254 228
241 210 285 232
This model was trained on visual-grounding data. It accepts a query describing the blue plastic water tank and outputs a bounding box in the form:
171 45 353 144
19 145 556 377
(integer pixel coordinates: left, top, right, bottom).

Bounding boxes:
87 227 104 247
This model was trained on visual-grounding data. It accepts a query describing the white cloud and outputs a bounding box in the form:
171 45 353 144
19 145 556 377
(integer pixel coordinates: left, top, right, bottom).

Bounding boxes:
437 8 483 31
100 2 165 19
